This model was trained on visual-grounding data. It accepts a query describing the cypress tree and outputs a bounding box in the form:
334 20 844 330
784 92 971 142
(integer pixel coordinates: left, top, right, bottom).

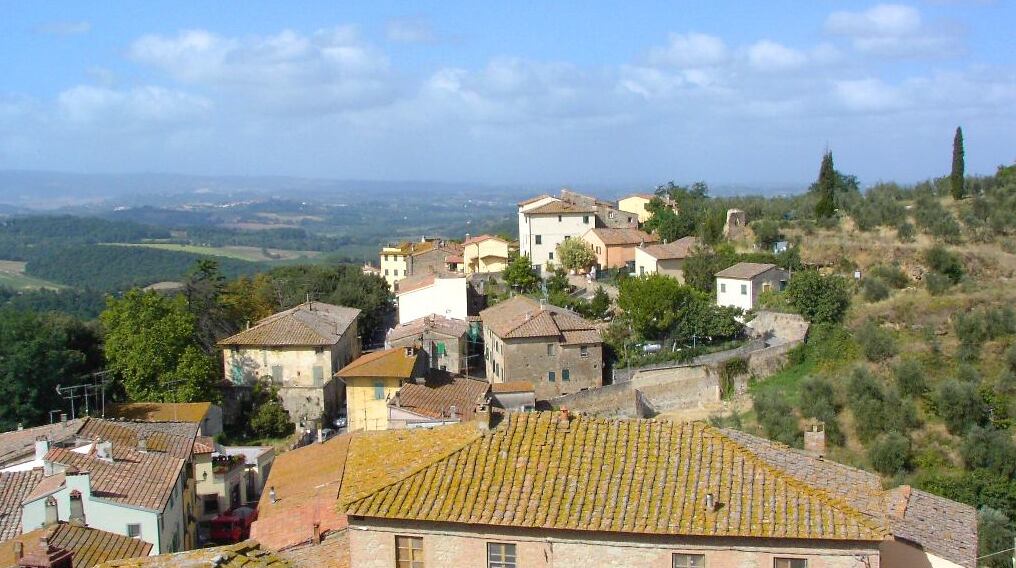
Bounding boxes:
814 151 837 218
950 126 965 200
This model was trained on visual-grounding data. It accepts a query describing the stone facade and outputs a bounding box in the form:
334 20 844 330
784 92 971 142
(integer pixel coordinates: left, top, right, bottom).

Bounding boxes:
485 332 602 401
347 519 882 568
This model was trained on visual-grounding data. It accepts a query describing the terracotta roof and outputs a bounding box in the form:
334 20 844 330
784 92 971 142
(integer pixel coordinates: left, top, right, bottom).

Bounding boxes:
462 234 508 246
480 296 600 342
386 315 469 343
278 531 349 568
621 193 656 201
490 381 535 394
0 420 87 468
722 428 976 567
348 414 889 541
0 469 42 540
391 375 489 421
525 200 595 215
445 254 463 263
99 540 286 567
218 302 360 347
562 329 603 345
714 262 778 280
395 271 464 295
584 227 659 246
517 194 553 207
250 423 481 551
76 419 197 460
336 348 418 379
0 522 152 568
106 402 212 424
640 236 700 260
383 240 436 255
33 446 185 512
193 436 216 455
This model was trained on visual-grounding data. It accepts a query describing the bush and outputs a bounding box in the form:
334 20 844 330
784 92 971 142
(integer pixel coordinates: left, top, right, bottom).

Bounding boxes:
785 271 852 325
896 222 916 243
1007 344 1016 373
868 264 910 289
894 358 927 398
925 271 953 295
860 277 890 302
924 245 965 283
556 238 597 271
848 367 916 442
753 390 801 447
868 432 912 475
799 376 840 418
935 380 985 434
856 321 898 362
961 426 1016 477
978 507 1015 568
249 401 295 439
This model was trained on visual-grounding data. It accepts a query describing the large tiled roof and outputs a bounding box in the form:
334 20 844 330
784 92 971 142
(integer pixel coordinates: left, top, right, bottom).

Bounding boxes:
462 234 508 246
0 522 152 568
715 262 778 280
278 531 349 568
525 200 594 215
621 193 656 201
640 236 700 260
105 402 212 424
480 296 600 342
76 419 197 460
386 315 469 343
99 540 286 567
250 423 481 551
517 194 553 207
347 413 887 541
218 302 360 347
336 348 418 379
392 375 489 421
722 428 976 567
0 469 42 541
0 420 87 468
585 227 659 246
34 446 185 512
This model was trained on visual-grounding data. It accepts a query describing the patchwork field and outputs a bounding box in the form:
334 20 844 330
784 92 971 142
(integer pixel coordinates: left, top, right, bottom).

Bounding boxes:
110 243 323 262
0 260 65 289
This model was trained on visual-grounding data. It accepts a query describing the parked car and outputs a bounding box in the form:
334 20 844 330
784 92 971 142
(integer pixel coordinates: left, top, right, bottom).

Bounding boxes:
209 506 258 543
333 415 347 429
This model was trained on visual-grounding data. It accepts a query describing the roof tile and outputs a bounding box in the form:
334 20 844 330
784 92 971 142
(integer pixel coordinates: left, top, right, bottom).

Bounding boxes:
219 302 360 347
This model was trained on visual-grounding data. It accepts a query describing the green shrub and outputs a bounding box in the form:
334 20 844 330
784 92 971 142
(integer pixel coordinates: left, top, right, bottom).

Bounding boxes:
896 222 916 243
1007 344 1016 373
856 320 898 362
957 363 981 383
860 277 890 302
785 271 852 325
935 379 985 434
249 401 295 439
753 390 801 447
893 358 927 398
868 432 912 475
848 367 916 442
961 426 1016 477
978 507 1015 568
799 376 840 418
985 306 1016 338
868 264 910 289
924 245 965 283
925 271 953 295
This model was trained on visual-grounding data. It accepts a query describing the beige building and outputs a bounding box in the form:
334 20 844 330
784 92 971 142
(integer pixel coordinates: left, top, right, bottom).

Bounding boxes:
386 314 471 374
618 192 656 223
560 188 639 229
218 302 361 428
380 238 463 288
461 234 510 274
345 412 977 568
192 438 248 524
337 347 424 432
715 262 789 312
387 374 490 429
580 227 658 271
480 296 602 400
634 236 700 282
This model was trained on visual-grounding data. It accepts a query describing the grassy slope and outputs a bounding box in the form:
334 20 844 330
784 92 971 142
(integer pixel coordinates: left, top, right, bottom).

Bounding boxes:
110 243 322 262
0 260 65 289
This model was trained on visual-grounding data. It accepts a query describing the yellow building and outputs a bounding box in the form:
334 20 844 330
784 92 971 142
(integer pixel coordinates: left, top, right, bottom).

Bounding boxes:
461 234 510 274
338 347 422 432
617 193 656 224
379 243 413 287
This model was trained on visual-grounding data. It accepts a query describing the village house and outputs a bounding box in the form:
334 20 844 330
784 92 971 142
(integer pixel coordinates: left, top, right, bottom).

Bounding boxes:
385 314 472 374
461 234 510 274
344 412 977 568
480 296 603 401
559 188 639 229
715 262 789 312
517 195 593 275
0 522 154 567
617 193 657 223
106 403 223 438
634 236 700 282
580 227 659 271
221 446 274 504
387 374 490 429
394 272 482 325
489 381 537 412
337 347 425 432
217 301 361 429
379 238 463 288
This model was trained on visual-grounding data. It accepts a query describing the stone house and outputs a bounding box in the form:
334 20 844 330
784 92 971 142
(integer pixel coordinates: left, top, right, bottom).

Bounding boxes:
385 314 471 374
559 188 639 229
480 296 602 401
634 236 700 282
379 238 463 288
580 227 658 271
461 234 510 274
387 374 490 429
344 412 977 568
217 302 361 429
0 522 153 567
715 262 789 312
106 402 223 438
337 347 425 432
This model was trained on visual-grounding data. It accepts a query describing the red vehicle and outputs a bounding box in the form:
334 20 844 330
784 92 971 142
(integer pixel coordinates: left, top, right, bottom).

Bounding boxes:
209 506 258 543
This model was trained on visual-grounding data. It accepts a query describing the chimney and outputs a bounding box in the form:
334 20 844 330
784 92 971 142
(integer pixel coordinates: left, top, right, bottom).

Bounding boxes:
17 534 72 568
34 438 50 463
312 522 322 545
448 405 459 420
13 542 22 561
804 422 826 457
96 441 113 463
704 493 716 512
317 428 324 444
137 435 148 453
557 407 570 430
59 414 67 427
269 486 277 504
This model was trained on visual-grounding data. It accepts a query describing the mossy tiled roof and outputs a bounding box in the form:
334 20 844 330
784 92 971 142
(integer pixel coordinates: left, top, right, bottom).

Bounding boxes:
336 348 418 379
346 413 888 541
0 522 152 568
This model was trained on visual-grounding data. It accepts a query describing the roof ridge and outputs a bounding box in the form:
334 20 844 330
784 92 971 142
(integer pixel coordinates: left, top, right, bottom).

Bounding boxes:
708 426 890 538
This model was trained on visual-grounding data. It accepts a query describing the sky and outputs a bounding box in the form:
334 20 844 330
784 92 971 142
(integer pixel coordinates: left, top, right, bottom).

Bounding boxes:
1 1 1014 188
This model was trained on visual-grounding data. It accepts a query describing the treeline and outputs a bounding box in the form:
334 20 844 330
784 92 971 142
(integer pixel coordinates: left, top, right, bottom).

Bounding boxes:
0 287 107 320
26 245 261 291
166 226 339 251
0 215 171 260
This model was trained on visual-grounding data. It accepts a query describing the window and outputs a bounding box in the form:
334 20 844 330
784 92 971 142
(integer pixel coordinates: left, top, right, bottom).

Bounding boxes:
533 264 541 274
488 543 517 568
127 523 142 538
373 381 385 400
548 371 556 382
547 344 557 356
203 495 219 515
396 536 424 568
562 369 570 381
608 211 616 219
580 346 589 358
385 269 390 276
394 269 399 277
583 215 589 224
435 342 447 357
558 215 562 222
271 365 283 385
720 283 726 293
780 279 788 291
672 554 705 568
774 559 807 568
740 284 748 295
534 235 542 245
312 366 324 386
548 252 554 260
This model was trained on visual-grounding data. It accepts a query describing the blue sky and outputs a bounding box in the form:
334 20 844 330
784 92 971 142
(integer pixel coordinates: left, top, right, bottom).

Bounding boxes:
1 1 1014 188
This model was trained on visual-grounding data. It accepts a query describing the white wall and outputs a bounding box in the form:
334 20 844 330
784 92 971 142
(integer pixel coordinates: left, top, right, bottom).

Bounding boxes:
716 277 754 311
398 278 468 324
519 214 591 274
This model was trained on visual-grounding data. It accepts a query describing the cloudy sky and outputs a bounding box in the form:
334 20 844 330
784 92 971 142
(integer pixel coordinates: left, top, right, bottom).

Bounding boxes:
1 1 1014 188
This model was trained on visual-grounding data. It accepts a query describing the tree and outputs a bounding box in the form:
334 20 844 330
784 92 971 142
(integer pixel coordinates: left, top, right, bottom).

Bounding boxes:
503 254 539 293
183 260 234 353
556 238 596 271
961 426 1016 477
753 390 801 447
868 432 912 475
935 379 984 434
101 289 220 403
588 286 611 318
951 126 965 200
813 151 838 219
785 271 851 324
978 506 1015 568
617 274 742 340
856 320 898 362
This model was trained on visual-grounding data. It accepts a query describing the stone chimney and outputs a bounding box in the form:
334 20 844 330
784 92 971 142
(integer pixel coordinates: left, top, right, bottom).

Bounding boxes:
34 438 50 463
804 422 826 457
136 435 147 453
17 534 72 568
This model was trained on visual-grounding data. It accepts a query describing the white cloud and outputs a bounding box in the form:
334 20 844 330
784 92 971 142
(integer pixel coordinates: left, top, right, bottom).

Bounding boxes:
648 33 728 68
57 85 211 125
35 21 91 36
825 4 959 57
386 18 437 44
833 78 906 111
747 40 808 71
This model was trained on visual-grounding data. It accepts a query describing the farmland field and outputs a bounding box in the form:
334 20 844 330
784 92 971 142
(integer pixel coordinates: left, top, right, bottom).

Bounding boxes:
109 243 322 262
0 260 65 289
